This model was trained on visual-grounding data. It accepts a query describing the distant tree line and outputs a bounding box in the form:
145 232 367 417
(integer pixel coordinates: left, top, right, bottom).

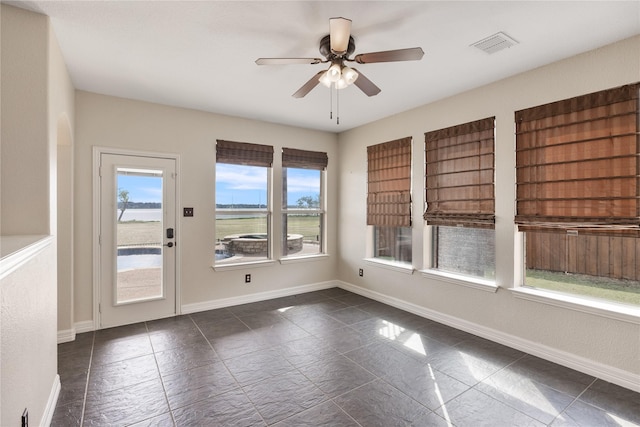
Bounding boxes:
216 204 267 209
117 201 162 209
216 195 319 210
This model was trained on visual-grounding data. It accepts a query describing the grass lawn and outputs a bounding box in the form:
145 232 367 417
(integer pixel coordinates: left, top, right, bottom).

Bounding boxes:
526 269 640 306
117 221 162 246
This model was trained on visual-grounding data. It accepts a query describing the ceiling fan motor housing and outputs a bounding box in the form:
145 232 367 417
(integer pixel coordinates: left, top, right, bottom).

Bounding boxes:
319 35 356 59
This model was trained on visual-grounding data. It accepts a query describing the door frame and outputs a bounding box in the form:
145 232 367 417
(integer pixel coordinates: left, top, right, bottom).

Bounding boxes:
92 146 181 329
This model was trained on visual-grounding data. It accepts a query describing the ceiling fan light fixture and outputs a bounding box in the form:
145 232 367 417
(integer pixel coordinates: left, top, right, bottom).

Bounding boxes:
327 63 342 82
319 71 332 88
329 17 352 55
336 77 349 90
342 66 358 85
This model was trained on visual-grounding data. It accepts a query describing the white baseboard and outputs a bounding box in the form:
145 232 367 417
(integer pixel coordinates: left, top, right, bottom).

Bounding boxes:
58 320 94 343
181 280 340 314
41 374 60 427
57 328 76 344
337 280 640 393
74 320 95 334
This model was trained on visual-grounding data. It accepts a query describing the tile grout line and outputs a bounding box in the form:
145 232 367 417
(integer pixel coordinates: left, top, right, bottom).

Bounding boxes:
144 321 178 427
549 377 599 425
79 332 96 427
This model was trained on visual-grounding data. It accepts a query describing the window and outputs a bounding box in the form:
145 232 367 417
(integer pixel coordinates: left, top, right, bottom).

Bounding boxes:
424 117 496 281
373 226 412 263
282 148 327 258
515 83 640 306
215 140 273 265
367 137 412 264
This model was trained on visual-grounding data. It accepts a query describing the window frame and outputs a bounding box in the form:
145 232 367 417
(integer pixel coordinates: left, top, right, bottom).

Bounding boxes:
214 140 275 269
512 83 640 318
422 118 497 289
280 165 327 261
366 137 414 268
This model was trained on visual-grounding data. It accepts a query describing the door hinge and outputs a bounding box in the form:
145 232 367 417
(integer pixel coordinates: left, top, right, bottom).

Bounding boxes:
98 303 101 313
98 235 102 245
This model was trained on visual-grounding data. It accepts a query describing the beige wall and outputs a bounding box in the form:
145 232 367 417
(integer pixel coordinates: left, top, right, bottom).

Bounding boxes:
74 92 338 324
1 4 73 425
51 22 76 337
336 35 640 383
1 4 50 235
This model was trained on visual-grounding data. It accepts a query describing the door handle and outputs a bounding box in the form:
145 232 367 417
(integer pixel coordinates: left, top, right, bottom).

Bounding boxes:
164 242 174 248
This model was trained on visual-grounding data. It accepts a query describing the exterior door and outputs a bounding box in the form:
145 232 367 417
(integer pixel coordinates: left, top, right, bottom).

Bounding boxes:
99 153 177 328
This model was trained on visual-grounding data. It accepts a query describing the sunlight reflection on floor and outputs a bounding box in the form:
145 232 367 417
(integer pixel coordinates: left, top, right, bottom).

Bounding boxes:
427 364 453 425
378 320 427 356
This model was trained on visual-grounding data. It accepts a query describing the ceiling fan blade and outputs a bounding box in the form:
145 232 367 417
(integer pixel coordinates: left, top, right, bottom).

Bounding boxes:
354 47 424 64
255 58 323 65
329 17 352 54
292 71 325 98
351 68 381 97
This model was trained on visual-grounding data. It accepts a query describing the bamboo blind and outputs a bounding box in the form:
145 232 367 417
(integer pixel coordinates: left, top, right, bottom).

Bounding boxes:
282 147 328 170
515 83 640 236
216 139 273 167
367 137 412 227
424 117 496 228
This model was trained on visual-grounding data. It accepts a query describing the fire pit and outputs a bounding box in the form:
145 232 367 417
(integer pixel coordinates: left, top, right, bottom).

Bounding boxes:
221 233 303 255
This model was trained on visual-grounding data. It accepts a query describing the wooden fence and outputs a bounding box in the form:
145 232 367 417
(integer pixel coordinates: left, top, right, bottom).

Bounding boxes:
525 232 640 281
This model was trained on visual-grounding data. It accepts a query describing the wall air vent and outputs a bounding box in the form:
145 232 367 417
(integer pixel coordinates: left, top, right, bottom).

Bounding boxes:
471 32 518 54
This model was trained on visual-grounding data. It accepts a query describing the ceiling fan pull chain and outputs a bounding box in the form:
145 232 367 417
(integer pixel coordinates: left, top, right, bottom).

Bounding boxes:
329 85 333 120
336 85 340 125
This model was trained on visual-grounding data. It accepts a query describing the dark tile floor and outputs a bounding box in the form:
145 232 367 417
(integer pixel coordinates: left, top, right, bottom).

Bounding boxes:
52 288 640 426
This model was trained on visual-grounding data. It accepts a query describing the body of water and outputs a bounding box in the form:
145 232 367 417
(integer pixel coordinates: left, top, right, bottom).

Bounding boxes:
119 208 162 222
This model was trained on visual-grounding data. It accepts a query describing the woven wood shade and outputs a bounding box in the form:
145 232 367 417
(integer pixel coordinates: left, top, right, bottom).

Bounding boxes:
216 139 273 167
282 148 328 170
515 83 640 236
367 137 412 227
424 117 496 228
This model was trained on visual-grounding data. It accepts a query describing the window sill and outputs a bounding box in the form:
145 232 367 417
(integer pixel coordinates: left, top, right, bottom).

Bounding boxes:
280 253 329 265
364 258 414 274
212 259 276 271
420 269 498 293
510 286 640 325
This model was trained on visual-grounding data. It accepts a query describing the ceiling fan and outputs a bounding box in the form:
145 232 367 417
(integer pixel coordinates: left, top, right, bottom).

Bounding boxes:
255 17 424 98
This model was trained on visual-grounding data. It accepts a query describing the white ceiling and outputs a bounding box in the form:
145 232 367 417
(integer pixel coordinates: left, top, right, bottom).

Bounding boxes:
8 1 640 132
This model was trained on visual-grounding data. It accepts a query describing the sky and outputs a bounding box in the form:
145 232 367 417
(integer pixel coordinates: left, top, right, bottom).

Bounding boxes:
117 174 162 203
216 164 320 207
117 165 320 206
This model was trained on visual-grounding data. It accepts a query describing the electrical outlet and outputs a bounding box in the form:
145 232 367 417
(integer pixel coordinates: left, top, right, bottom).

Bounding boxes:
22 408 28 427
358 268 363 277
245 274 251 283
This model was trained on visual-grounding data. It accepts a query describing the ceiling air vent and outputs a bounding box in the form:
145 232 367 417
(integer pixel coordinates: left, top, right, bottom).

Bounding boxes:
471 32 518 54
